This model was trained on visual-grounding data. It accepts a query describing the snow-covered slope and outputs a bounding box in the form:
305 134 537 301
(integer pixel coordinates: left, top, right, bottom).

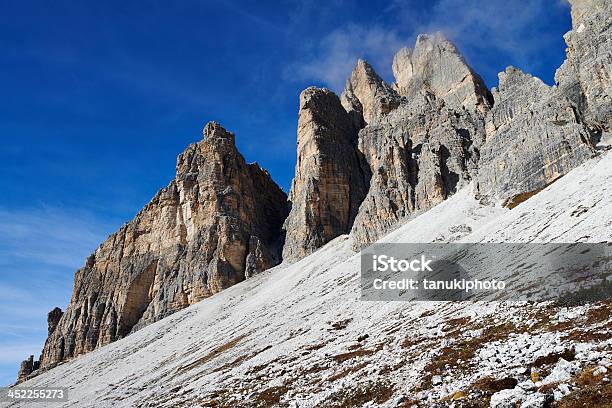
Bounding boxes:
5 152 612 408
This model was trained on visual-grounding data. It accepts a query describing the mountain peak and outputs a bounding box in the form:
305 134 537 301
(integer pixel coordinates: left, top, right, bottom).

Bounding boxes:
203 121 234 142
392 32 492 113
340 58 401 125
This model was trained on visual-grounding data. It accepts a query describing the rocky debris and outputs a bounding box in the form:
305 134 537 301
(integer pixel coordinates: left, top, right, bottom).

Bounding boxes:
392 33 493 114
340 59 402 126
555 0 611 134
476 67 596 205
244 236 275 279
282 87 368 261
350 92 485 249
24 121 288 377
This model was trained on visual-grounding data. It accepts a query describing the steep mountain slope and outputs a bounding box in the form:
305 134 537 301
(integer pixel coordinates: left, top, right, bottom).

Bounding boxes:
6 150 611 408
12 0 611 398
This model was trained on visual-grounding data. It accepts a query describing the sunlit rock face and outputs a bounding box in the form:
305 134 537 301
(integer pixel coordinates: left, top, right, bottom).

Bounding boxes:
556 0 611 134
341 59 402 126
476 67 595 206
35 122 288 373
282 87 368 261
392 33 493 115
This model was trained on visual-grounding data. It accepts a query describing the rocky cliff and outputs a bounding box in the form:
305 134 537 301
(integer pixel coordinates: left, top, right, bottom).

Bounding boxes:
17 0 610 384
319 3 604 249
20 122 288 379
556 0 611 134
476 67 596 205
282 87 368 261
350 92 485 248
392 33 492 114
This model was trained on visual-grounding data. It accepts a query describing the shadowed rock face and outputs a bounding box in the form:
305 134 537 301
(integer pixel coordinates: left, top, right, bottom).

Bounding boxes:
282 87 369 261
476 67 595 204
47 307 63 336
392 33 493 115
31 122 288 374
17 356 38 384
333 34 493 250
556 0 611 133
350 93 485 249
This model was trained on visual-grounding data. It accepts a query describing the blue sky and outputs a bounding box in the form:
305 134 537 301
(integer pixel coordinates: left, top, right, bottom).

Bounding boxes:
0 0 571 386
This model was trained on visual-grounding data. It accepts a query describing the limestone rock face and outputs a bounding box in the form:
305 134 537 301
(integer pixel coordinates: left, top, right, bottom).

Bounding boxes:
555 0 611 133
47 307 63 336
35 122 288 372
344 35 493 249
350 93 485 249
340 60 402 126
282 87 368 261
17 356 39 384
392 33 492 114
476 67 596 205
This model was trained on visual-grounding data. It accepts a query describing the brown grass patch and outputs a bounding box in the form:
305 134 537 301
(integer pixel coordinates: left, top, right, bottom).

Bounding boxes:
553 383 612 408
422 322 517 388
401 336 426 349
585 300 612 324
304 342 327 351
532 348 575 368
332 343 383 363
176 334 248 374
211 345 272 374
419 308 437 318
330 319 352 331
564 330 610 342
504 179 558 209
252 386 289 407
576 365 607 387
323 380 394 408
473 376 518 392
442 317 472 333
327 361 369 382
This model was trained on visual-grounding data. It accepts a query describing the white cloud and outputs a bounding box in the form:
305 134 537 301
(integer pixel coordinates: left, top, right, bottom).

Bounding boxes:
0 206 114 269
287 0 570 91
392 0 569 79
288 24 407 92
0 206 117 385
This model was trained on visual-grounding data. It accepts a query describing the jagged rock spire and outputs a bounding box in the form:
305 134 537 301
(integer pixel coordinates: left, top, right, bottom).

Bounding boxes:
340 59 401 126
282 87 369 261
30 122 288 377
391 32 492 114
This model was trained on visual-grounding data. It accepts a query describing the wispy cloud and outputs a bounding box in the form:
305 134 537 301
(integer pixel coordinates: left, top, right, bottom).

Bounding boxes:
0 206 116 385
414 1 562 60
287 0 570 91
0 206 114 269
287 24 407 92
